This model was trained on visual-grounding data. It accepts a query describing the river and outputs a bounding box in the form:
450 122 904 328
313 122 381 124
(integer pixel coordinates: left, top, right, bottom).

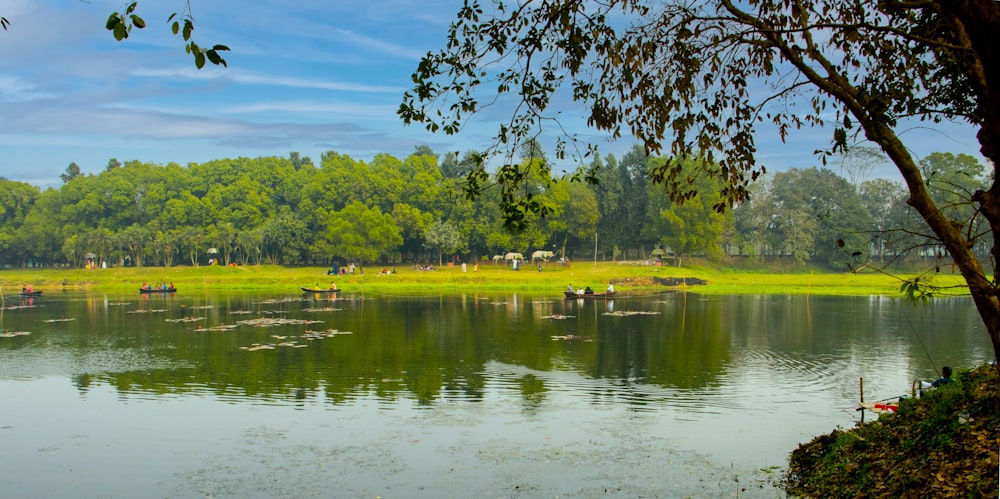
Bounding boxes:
0 291 992 498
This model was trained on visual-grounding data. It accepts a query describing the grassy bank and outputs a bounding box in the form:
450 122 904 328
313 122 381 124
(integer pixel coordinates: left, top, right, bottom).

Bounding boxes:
785 364 1000 497
0 261 972 297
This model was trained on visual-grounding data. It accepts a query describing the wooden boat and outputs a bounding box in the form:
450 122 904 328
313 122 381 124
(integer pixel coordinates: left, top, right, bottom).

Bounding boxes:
563 290 615 299
301 287 341 294
19 290 43 297
139 287 176 294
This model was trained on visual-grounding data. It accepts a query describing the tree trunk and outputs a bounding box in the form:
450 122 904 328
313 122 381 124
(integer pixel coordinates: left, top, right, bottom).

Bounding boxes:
870 119 1000 362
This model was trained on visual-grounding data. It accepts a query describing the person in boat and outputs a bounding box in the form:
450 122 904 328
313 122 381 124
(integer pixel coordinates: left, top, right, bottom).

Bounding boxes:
607 283 615 293
168 282 175 290
584 286 593 295
567 284 574 293
330 282 337 291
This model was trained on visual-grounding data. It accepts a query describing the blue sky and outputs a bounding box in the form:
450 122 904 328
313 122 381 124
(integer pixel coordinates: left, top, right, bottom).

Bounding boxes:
0 0 986 189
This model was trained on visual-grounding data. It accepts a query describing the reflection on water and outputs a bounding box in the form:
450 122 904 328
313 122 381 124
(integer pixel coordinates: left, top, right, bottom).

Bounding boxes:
0 292 991 497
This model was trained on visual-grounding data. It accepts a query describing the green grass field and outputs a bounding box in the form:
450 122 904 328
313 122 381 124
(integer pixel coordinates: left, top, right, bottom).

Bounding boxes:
0 260 971 298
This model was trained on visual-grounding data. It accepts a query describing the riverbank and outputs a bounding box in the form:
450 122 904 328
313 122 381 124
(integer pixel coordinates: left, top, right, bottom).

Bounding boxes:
0 261 971 297
785 363 1000 497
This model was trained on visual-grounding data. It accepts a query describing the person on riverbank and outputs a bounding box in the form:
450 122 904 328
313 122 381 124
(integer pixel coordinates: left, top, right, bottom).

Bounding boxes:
931 366 953 387
919 366 954 396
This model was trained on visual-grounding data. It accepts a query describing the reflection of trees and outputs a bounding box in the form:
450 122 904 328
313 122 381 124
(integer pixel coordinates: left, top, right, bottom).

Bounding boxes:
589 294 731 390
73 294 737 402
48 293 982 407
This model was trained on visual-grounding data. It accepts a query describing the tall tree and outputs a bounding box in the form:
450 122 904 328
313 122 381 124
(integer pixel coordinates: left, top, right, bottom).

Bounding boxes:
402 0 1000 360
60 162 81 184
859 178 911 263
646 158 731 267
770 168 873 267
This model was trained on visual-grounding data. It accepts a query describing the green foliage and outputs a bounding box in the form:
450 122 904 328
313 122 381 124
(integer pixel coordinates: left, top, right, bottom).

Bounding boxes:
423 219 466 266
646 157 731 266
0 150 986 291
103 2 228 69
324 202 402 263
900 276 935 302
105 2 143 41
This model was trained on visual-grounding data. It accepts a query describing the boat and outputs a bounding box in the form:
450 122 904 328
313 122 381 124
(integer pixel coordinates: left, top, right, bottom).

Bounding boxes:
139 287 176 294
301 287 341 294
19 290 43 297
563 290 615 299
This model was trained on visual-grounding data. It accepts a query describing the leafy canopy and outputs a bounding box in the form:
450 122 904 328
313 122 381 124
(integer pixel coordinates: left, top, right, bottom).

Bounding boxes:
398 0 996 224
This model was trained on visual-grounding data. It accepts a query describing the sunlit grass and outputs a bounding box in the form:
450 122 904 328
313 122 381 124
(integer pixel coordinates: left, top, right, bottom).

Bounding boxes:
0 260 971 298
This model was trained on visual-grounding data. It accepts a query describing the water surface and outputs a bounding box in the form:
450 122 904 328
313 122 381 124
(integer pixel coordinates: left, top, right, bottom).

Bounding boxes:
0 291 991 497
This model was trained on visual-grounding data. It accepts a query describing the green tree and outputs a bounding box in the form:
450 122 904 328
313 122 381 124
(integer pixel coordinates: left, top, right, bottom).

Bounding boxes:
920 153 989 237
60 162 82 184
546 178 598 260
402 0 1000 360
424 219 465 266
392 203 434 262
618 145 653 257
260 208 309 264
178 226 206 266
770 168 872 267
439 150 482 179
0 180 39 266
590 154 625 259
324 202 403 264
121 224 151 268
860 178 912 264
646 158 731 267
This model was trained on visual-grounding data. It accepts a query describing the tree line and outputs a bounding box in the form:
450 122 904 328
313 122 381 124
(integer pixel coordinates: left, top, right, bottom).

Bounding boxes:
0 145 988 270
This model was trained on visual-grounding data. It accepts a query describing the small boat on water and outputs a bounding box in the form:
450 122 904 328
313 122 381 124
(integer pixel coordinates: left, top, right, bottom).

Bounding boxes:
301 287 341 294
19 290 43 297
563 290 615 299
140 287 176 294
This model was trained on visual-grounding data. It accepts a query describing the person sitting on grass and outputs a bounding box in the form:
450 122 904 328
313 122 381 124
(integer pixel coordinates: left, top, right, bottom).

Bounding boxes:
919 366 954 396
931 366 953 387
